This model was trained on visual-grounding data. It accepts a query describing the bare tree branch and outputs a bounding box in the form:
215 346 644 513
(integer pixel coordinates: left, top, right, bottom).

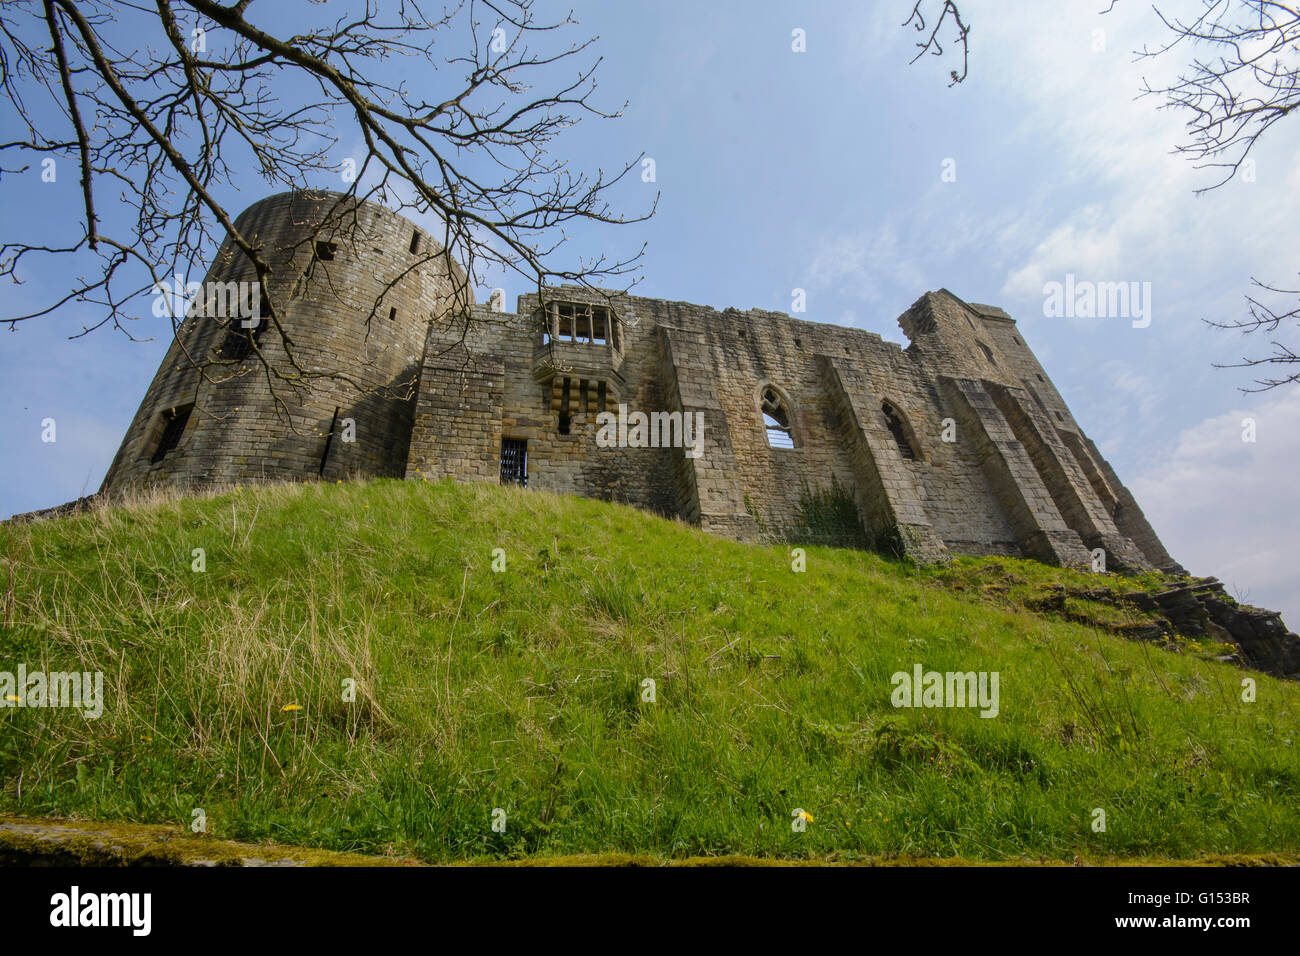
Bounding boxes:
902 0 970 86
1136 0 1300 193
0 0 655 423
1206 275 1300 391
1129 2 1300 390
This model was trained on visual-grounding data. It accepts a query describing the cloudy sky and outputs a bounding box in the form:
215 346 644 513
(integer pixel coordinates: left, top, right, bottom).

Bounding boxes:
2 1 1297 622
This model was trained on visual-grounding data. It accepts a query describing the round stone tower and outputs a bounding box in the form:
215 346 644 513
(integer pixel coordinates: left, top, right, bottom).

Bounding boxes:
100 190 469 494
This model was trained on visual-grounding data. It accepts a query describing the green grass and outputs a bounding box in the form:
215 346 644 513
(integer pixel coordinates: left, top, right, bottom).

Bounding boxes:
0 477 1296 863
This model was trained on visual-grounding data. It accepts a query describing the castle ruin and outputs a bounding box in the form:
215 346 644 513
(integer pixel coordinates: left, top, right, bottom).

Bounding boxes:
102 190 1183 575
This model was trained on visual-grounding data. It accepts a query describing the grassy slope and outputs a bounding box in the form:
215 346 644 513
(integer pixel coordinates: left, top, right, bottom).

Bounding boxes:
0 478 1296 863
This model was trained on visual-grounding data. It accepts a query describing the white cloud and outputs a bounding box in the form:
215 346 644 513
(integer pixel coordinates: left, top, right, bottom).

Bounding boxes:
806 225 925 304
1100 360 1165 420
986 0 1300 312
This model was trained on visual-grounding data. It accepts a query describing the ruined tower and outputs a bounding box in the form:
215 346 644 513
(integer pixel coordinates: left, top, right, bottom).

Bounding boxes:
100 190 468 492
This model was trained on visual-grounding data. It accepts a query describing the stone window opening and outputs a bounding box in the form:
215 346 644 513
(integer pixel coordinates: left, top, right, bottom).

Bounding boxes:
881 401 919 460
544 302 615 347
558 376 572 435
500 438 528 487
150 404 193 463
760 385 795 450
314 240 337 261
388 306 397 321
409 231 421 255
217 301 268 362
976 341 997 366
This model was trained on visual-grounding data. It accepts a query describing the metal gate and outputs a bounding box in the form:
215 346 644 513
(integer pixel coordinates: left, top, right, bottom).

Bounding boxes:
500 438 528 487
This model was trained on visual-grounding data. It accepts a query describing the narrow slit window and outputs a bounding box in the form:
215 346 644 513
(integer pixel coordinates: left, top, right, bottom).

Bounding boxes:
388 307 397 321
976 341 997 366
150 404 193 463
558 376 572 435
409 231 421 254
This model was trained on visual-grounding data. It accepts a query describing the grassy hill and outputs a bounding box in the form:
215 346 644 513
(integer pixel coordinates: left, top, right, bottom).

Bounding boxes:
1 478 1296 863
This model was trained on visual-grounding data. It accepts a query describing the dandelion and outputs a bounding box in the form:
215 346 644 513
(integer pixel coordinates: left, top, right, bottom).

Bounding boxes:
281 704 302 712
796 810 814 824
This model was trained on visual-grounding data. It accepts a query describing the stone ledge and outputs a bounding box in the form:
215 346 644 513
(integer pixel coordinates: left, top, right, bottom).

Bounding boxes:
0 816 420 867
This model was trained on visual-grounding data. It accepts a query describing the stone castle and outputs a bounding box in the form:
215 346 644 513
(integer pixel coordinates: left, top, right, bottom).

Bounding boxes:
101 190 1183 575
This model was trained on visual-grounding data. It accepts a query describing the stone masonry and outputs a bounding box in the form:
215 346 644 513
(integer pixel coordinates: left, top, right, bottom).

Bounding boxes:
102 191 1183 575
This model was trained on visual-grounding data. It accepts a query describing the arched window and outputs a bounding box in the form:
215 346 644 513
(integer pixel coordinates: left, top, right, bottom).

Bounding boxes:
976 341 997 366
760 385 795 449
881 401 918 460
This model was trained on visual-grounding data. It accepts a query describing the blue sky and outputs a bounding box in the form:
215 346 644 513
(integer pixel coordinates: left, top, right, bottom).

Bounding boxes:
2 0 1298 622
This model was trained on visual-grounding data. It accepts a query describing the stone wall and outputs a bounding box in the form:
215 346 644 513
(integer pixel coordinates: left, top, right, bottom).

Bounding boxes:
101 192 1180 576
100 190 467 494
409 283 1180 573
